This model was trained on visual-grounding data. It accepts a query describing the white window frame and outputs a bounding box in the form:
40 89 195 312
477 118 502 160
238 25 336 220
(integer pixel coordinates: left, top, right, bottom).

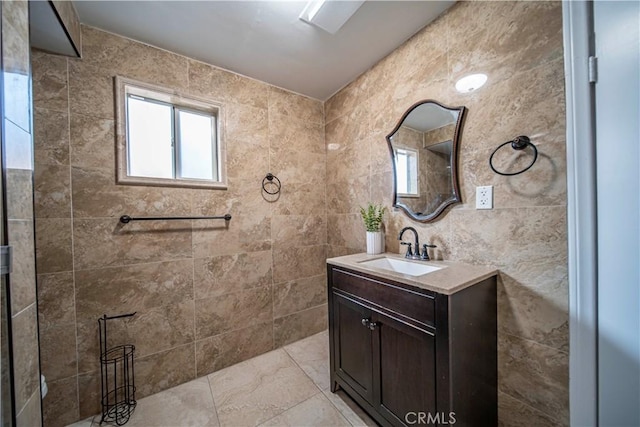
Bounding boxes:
115 76 227 189
394 146 420 198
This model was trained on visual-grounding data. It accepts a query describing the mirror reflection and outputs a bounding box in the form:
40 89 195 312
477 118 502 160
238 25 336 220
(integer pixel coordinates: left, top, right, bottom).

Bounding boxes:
387 100 466 222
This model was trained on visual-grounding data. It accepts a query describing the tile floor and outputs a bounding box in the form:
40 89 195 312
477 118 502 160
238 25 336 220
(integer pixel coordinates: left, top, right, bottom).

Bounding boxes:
68 330 377 427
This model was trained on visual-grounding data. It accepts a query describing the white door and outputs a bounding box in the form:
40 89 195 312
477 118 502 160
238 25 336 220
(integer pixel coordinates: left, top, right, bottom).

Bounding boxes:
594 1 640 426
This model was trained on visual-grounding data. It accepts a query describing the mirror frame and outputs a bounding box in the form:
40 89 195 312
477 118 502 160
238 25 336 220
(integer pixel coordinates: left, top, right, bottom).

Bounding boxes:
386 99 467 223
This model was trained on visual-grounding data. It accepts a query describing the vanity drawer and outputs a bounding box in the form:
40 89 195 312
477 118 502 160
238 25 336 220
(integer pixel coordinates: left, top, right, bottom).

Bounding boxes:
331 268 435 327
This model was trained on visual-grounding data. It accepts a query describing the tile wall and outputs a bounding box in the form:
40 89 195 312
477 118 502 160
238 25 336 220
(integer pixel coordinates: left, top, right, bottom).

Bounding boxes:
32 26 326 426
325 1 568 425
2 0 42 426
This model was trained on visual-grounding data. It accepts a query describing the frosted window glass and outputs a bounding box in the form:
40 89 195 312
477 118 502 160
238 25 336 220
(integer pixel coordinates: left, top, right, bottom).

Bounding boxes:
127 96 173 179
178 110 215 180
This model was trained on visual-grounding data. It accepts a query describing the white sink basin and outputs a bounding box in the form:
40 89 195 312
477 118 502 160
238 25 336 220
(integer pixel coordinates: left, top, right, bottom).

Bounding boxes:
359 257 443 277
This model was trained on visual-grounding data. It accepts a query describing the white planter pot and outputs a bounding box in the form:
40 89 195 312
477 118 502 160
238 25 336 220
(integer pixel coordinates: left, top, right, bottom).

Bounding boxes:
366 231 384 255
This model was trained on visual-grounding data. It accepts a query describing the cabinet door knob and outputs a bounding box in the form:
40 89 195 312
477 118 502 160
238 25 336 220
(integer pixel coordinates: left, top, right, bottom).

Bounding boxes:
368 322 378 330
361 318 370 327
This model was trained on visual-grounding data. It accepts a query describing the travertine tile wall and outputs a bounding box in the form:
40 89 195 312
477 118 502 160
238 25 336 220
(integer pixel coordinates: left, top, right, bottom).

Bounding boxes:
325 2 568 426
32 26 326 426
2 0 42 426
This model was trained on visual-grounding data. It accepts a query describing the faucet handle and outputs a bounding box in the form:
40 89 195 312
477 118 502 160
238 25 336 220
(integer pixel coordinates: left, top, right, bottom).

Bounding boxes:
400 242 413 257
421 244 437 260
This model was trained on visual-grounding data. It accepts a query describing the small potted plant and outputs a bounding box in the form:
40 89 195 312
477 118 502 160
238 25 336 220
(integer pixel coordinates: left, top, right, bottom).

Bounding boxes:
360 203 386 255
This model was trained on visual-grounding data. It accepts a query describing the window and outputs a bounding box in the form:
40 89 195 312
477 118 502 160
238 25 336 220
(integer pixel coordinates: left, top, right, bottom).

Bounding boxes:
115 77 226 189
394 147 419 197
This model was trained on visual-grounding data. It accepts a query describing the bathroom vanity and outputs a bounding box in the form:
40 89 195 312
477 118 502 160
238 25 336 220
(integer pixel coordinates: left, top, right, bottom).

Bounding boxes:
327 254 498 427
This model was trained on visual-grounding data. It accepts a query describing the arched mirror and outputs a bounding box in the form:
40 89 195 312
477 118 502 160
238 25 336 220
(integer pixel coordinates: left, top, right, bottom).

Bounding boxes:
387 100 466 222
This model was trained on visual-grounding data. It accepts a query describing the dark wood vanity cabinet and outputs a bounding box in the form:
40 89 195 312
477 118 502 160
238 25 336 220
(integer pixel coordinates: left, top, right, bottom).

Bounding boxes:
328 265 497 427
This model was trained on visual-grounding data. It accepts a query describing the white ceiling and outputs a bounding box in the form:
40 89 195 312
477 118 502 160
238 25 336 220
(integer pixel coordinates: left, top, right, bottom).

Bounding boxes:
73 1 455 100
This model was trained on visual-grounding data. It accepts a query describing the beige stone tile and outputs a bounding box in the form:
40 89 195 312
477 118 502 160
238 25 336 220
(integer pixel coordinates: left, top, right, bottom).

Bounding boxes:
69 114 115 169
448 2 563 88
283 330 329 390
68 60 115 120
498 272 568 353
77 371 100 419
6 169 33 220
35 163 71 218
192 211 271 259
270 182 325 216
449 207 566 270
272 244 326 283
75 259 193 321
77 301 195 374
326 143 370 186
321 389 378 427
268 87 323 124
325 104 370 150
209 349 318 427
259 392 350 427
194 251 272 300
225 102 268 146
325 72 371 124
126 377 219 427
498 391 563 427
327 214 365 250
72 218 121 269
273 275 327 319
12 304 40 412
34 107 69 166
326 176 369 215
71 166 192 219
73 218 192 270
196 322 274 377
226 138 270 182
40 323 77 382
327 245 361 259
369 131 393 175
16 388 42 427
44 376 79 427
32 50 68 112
80 26 189 90
37 272 75 328
35 218 73 273
269 113 325 155
195 287 272 340
271 215 326 249
274 305 328 348
188 59 269 109
2 0 29 75
498 334 568 424
7 220 36 314
269 150 326 186
135 343 196 399
370 172 394 208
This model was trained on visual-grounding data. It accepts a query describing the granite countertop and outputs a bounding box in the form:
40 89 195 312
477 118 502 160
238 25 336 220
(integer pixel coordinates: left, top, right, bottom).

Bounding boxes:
327 253 498 295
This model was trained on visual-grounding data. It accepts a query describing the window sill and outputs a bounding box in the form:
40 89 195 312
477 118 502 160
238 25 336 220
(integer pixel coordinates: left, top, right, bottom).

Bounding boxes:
117 175 228 190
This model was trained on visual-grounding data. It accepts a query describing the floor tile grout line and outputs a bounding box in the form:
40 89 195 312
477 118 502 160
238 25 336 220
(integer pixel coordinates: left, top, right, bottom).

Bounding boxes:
281 335 358 426
205 374 221 424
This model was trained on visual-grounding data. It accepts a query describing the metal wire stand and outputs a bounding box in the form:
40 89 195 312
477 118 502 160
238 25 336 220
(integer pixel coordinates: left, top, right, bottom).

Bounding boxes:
98 313 137 425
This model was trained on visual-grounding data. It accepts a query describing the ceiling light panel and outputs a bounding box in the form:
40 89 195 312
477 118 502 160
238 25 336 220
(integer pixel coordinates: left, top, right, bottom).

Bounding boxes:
299 0 365 34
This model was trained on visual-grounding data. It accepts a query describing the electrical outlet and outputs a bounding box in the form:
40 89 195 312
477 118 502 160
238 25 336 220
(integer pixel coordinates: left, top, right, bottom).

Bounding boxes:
476 185 493 209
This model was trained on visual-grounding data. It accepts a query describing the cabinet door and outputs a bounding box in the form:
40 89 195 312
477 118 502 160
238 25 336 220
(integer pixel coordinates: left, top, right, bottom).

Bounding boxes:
373 312 437 426
332 291 374 401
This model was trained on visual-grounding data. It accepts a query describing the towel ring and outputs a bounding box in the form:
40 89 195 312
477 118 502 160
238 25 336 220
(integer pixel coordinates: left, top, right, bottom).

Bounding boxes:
489 136 538 176
262 173 281 195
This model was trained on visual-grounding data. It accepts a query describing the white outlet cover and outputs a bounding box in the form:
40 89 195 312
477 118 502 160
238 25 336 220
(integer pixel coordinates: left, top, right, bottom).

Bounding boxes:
476 185 493 209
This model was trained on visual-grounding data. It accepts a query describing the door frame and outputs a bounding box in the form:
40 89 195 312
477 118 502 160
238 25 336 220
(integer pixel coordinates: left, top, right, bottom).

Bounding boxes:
562 1 598 425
